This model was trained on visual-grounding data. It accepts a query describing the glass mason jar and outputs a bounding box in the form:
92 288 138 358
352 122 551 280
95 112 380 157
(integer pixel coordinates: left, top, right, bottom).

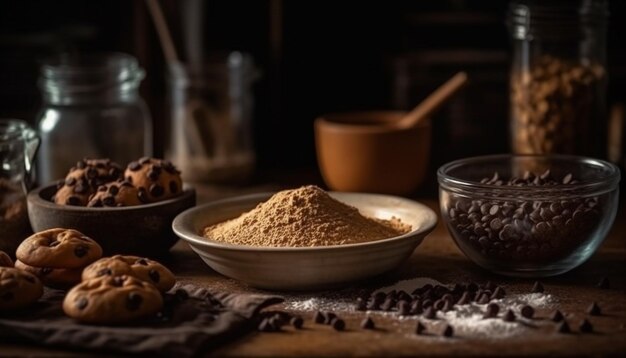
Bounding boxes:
166 52 259 184
36 53 152 184
507 0 608 157
1 119 40 254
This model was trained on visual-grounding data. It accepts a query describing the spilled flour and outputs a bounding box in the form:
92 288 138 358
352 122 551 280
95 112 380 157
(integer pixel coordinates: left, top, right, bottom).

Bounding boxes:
283 277 557 339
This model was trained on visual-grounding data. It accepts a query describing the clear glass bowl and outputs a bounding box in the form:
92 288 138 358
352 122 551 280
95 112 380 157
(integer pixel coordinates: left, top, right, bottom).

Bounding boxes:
437 154 620 277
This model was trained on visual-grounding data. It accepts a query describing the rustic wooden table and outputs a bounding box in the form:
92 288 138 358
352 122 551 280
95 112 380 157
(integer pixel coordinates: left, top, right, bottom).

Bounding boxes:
2 184 626 357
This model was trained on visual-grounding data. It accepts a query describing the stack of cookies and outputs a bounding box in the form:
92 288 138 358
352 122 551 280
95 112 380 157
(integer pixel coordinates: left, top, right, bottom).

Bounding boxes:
52 157 183 207
0 250 44 311
63 255 176 324
15 228 103 288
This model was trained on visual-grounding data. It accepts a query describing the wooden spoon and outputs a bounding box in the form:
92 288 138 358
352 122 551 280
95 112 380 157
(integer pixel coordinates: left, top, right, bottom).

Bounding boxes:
395 71 468 129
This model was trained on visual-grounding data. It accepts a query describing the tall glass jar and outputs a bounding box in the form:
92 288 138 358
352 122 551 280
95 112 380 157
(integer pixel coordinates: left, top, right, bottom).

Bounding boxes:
508 0 608 157
36 53 152 184
166 52 259 184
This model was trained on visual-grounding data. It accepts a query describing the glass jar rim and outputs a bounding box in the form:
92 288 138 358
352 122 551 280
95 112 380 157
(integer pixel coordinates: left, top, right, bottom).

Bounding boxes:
437 154 620 199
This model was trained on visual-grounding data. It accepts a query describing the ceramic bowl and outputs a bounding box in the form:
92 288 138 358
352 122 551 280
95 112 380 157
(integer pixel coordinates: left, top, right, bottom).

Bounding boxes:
314 111 431 195
172 192 437 291
27 183 196 257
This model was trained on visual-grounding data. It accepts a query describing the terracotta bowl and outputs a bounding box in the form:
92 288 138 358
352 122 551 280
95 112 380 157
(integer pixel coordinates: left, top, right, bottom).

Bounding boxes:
27 184 196 257
314 111 431 195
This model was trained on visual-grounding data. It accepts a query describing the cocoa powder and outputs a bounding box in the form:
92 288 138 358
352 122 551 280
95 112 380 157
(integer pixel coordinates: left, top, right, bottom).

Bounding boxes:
203 185 411 247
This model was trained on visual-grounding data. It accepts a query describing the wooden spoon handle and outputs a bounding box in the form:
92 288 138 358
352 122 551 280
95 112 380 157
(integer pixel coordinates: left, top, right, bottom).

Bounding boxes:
398 71 468 129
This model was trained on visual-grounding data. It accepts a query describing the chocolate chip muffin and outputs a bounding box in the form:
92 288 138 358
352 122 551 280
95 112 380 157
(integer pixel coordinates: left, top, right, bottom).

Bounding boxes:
124 157 183 202
87 180 144 207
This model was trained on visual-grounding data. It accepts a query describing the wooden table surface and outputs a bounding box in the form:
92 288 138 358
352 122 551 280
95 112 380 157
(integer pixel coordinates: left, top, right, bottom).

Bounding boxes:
2 184 626 357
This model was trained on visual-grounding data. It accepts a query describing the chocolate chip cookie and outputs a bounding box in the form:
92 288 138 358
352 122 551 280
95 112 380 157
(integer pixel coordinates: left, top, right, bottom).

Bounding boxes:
16 228 103 269
0 251 13 267
124 157 182 202
66 158 123 190
15 260 82 288
63 275 163 324
0 267 43 310
82 255 176 292
87 180 144 207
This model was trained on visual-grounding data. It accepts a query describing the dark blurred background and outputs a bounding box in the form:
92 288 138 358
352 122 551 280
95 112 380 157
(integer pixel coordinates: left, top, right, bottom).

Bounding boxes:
1 0 625 191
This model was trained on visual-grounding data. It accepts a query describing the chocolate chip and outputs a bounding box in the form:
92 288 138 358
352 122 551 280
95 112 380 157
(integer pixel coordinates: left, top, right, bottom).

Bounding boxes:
597 277 610 289
102 196 116 206
258 318 275 332
65 177 76 186
77 297 88 310
128 162 142 171
86 168 98 179
97 268 112 276
74 184 87 194
108 185 119 195
175 289 189 301
139 157 151 165
520 305 534 319
415 321 426 335
531 281 544 293
557 321 571 334
121 180 133 187
587 302 601 316
76 160 86 169
551 310 564 322
579 319 593 333
137 259 148 266
49 241 60 247
442 324 454 337
66 196 82 206
423 306 437 319
457 291 471 305
361 317 375 330
484 303 500 318
491 286 506 299
355 297 367 311
74 246 88 258
477 293 490 304
434 299 445 310
398 301 411 315
381 298 395 311
112 276 124 286
169 181 179 194
148 169 160 181
331 318 345 331
411 300 423 315
126 292 143 311
290 316 304 329
149 184 164 198
323 312 337 325
41 268 53 275
502 309 516 322
314 311 324 324
149 269 161 283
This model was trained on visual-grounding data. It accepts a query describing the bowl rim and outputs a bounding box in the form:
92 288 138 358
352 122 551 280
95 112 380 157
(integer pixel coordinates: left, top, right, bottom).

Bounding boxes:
172 191 438 252
28 182 196 211
314 111 431 134
437 154 620 195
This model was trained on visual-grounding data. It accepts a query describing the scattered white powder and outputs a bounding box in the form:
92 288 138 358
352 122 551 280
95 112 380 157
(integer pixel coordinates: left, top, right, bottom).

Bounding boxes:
283 277 558 340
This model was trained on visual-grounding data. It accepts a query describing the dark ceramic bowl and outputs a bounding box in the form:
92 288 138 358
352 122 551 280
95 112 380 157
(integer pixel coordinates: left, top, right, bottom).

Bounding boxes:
27 183 196 257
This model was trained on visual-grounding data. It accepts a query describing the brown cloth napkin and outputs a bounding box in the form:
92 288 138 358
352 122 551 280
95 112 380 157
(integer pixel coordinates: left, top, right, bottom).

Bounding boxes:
0 283 283 357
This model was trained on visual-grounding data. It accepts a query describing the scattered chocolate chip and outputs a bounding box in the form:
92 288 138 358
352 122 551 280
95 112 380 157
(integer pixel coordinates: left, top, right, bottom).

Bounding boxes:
291 316 304 329
411 300 423 315
457 291 471 305
361 317 375 330
74 246 88 258
557 321 571 333
137 259 149 266
477 293 490 304
415 321 426 335
503 309 516 322
331 318 345 331
113 276 124 286
137 188 149 202
587 302 601 316
323 312 337 325
65 177 76 186
355 297 367 311
149 269 161 283
128 162 142 171
434 299 445 310
169 181 179 193
520 305 534 319
484 303 500 318
139 157 151 165
258 318 275 332
531 281 544 293
442 324 454 337
381 298 395 311
424 306 437 319
398 301 411 315
148 169 160 181
175 288 189 301
551 310 564 322
597 277 610 289
76 160 86 169
579 319 593 333
126 292 143 311
314 311 324 324
86 168 98 179
491 286 506 299
77 297 88 310
108 185 119 195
